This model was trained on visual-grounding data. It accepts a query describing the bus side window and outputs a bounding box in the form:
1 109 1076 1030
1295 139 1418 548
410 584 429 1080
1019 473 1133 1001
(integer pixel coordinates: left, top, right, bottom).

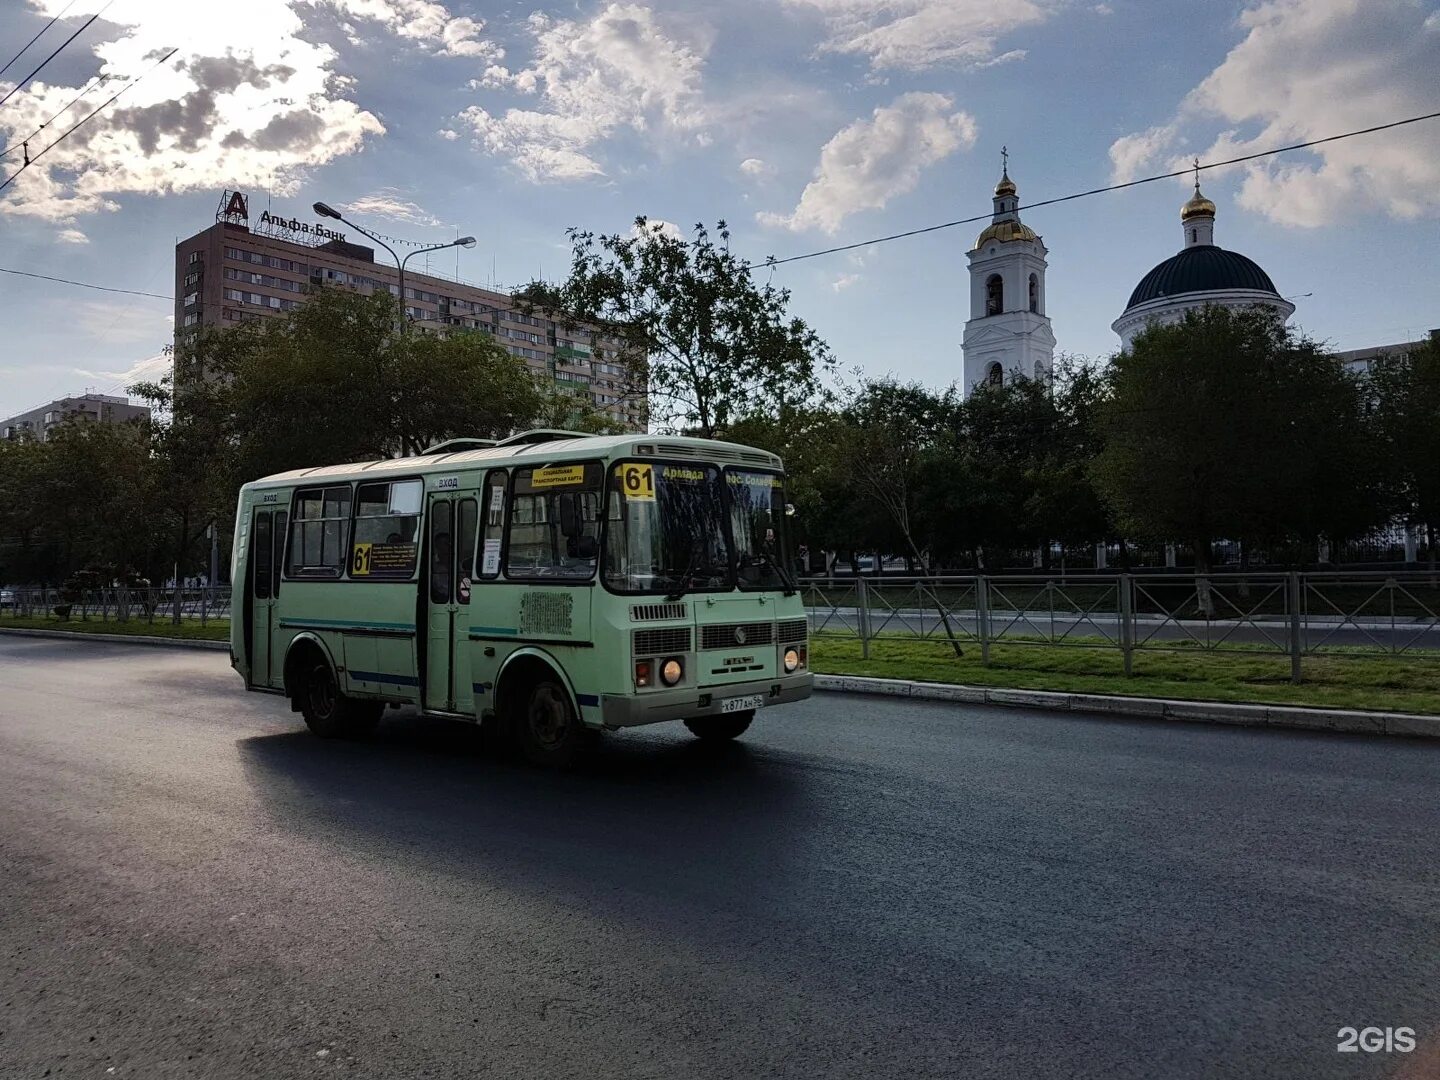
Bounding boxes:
456 498 477 604
478 470 506 580
272 511 287 597
253 513 272 599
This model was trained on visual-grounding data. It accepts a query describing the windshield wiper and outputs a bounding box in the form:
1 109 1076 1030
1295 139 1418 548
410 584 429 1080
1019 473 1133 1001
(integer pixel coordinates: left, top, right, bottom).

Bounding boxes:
745 551 797 596
664 548 704 602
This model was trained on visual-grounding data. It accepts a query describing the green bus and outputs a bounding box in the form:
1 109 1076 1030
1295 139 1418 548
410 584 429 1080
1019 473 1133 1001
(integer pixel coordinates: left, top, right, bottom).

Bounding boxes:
230 430 812 765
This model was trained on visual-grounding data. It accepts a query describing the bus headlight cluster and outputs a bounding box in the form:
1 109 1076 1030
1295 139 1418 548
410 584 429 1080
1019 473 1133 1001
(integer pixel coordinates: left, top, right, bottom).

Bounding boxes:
783 646 807 673
660 657 684 686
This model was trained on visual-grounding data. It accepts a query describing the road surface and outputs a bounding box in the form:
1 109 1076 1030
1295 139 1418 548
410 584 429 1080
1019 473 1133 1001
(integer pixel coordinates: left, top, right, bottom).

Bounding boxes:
3 636 1439 1079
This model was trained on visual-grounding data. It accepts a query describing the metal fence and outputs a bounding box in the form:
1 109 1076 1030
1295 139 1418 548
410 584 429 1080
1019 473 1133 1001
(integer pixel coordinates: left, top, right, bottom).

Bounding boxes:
801 571 1440 683
0 586 232 626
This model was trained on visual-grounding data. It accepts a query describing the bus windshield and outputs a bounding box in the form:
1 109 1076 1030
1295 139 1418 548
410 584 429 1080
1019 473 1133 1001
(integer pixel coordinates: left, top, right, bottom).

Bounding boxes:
604 462 730 596
727 469 793 591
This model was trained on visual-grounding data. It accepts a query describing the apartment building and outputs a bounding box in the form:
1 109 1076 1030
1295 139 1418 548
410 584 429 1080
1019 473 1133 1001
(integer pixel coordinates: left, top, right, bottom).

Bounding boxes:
1 393 150 442
174 191 645 430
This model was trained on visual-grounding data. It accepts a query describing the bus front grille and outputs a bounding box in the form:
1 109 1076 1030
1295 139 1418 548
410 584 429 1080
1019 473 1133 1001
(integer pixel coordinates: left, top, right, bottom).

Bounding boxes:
777 618 808 643
700 622 774 650
634 627 692 655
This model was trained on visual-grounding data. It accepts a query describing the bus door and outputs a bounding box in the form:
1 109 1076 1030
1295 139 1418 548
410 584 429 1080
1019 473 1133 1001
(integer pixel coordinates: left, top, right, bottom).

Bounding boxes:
247 506 286 687
423 494 478 714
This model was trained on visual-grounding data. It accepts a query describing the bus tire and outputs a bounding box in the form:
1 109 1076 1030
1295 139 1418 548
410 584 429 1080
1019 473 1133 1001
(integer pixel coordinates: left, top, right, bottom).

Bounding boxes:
514 676 590 767
684 712 753 741
297 657 380 739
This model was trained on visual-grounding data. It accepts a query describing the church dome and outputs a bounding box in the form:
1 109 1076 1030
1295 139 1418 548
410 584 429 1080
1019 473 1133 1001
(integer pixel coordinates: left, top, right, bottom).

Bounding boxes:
1181 187 1216 221
1124 245 1279 310
972 219 1037 250
994 173 1017 197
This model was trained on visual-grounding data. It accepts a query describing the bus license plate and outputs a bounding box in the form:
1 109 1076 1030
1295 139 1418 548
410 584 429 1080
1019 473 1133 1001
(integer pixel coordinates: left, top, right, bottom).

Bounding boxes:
721 694 764 714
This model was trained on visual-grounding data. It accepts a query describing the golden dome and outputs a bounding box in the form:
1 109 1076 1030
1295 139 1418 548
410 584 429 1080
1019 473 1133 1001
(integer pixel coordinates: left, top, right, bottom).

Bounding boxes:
994 173 1017 197
1181 185 1216 221
972 219 1037 250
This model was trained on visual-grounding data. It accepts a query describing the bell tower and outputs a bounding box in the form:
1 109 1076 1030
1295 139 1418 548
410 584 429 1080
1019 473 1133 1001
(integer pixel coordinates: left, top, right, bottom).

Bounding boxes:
961 150 1056 396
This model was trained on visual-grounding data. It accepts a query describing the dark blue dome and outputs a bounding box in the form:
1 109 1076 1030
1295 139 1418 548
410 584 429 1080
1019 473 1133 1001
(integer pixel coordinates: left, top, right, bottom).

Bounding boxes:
1125 245 1279 310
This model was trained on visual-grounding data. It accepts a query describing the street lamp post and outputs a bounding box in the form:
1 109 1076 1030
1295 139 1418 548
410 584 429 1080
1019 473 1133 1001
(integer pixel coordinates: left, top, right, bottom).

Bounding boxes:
313 201 475 334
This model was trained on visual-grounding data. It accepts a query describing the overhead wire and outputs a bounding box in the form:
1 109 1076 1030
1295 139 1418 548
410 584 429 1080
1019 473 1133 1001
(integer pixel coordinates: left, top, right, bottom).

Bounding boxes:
0 69 114 159
0 0 79 81
744 108 1440 271
0 0 115 110
0 265 170 299
0 45 178 195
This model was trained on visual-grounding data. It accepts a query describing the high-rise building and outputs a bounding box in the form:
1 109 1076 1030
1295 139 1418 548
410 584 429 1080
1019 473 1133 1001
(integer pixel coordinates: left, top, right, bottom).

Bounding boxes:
1 393 150 442
174 191 646 431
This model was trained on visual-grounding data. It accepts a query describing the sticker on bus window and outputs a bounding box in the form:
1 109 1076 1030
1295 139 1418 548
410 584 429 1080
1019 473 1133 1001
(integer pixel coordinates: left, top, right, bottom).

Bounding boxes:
352 542 373 576
729 473 783 487
621 463 656 501
481 537 501 576
489 486 505 512
531 465 586 489
662 466 705 483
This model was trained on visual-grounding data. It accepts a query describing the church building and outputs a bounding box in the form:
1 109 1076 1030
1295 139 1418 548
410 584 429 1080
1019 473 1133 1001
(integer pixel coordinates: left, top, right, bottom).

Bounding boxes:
1112 175 1293 348
960 156 1056 397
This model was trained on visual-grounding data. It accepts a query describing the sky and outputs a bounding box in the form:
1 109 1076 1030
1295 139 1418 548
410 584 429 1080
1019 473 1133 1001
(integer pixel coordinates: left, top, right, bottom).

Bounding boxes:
1 0 1438 420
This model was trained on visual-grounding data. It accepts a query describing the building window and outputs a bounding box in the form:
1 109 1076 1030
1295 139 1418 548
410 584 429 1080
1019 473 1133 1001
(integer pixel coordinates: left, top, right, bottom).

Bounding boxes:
985 274 1003 316
1028 273 1038 314
986 362 1003 387
1190 228 1197 244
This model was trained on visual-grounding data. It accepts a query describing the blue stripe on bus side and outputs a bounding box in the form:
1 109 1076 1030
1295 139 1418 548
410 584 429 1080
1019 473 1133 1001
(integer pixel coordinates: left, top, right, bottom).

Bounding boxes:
348 670 420 687
469 625 517 635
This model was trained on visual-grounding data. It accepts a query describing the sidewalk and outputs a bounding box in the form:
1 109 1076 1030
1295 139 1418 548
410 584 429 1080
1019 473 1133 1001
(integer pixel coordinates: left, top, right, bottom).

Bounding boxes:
815 674 1440 739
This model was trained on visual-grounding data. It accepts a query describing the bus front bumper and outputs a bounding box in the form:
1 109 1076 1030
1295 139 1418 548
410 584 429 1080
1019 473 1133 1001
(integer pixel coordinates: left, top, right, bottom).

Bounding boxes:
600 672 814 729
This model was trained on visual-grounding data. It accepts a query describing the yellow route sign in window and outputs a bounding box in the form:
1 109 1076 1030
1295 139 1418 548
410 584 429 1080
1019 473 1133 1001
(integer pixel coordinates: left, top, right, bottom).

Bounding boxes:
621 463 656 501
351 542 373 576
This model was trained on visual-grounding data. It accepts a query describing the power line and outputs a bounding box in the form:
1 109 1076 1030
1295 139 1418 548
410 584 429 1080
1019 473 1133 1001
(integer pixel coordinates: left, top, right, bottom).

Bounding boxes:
0 0 79 81
746 108 1440 271
0 70 113 160
0 0 114 110
0 265 170 299
0 46 177 195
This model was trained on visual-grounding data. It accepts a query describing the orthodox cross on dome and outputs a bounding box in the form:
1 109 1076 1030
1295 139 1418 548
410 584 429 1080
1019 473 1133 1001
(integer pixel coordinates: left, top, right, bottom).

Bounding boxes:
1001 145 1009 176
1192 156 1201 193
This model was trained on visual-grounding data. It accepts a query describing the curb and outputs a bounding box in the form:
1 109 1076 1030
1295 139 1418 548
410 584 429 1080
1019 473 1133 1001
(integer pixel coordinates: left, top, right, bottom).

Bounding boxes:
813 673 1440 739
0 626 229 651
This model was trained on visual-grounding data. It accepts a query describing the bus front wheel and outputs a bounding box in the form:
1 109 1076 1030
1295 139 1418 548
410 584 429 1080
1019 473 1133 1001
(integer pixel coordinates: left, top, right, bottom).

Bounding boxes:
515 677 591 767
684 712 753 741
298 660 381 739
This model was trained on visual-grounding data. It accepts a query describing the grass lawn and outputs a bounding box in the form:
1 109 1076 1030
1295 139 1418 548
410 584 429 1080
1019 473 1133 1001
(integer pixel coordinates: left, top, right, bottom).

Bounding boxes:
811 635 1440 714
0 613 229 642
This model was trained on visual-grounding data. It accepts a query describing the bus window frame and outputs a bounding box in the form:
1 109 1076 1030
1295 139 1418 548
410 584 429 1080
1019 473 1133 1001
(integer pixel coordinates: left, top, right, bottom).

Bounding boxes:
723 465 793 593
475 469 507 583
282 482 355 581
502 458 604 586
346 475 426 582
598 457 737 598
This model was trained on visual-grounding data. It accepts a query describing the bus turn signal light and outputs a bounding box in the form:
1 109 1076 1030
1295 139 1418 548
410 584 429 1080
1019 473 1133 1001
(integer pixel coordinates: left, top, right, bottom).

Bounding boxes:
634 659 652 688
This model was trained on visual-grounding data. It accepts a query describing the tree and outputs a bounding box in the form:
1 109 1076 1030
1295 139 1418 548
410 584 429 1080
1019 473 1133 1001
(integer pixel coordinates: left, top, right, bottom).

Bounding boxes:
516 217 834 436
1090 305 1380 572
1370 336 1440 566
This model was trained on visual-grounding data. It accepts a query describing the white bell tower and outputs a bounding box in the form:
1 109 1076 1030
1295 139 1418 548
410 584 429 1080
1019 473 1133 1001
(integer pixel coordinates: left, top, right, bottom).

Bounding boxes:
961 151 1056 396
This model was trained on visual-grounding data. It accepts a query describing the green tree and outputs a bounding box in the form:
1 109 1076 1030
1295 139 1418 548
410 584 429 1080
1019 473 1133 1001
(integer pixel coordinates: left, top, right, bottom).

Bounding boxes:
1091 305 1380 572
1370 335 1440 565
516 217 834 436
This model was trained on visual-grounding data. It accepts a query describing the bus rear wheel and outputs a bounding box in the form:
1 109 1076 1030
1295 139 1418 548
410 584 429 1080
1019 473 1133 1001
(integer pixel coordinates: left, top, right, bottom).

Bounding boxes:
516 678 591 767
298 660 381 739
684 712 753 741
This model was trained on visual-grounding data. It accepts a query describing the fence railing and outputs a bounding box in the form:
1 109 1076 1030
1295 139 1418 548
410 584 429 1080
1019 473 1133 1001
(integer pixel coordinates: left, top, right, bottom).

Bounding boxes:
801 571 1440 683
0 586 232 626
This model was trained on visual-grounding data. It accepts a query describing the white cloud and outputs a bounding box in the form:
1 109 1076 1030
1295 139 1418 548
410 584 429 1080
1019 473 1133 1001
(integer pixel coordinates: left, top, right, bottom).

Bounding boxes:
72 351 172 385
458 4 708 182
630 217 684 241
314 1 501 59
830 272 860 291
56 228 89 244
437 128 459 140
739 157 775 179
75 302 172 347
344 188 445 226
0 0 385 224
782 0 1062 71
757 92 977 233
1109 0 1440 227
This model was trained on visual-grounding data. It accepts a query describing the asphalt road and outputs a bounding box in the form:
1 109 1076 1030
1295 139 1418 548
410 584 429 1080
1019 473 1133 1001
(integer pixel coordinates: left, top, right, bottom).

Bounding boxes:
3 637 1440 1080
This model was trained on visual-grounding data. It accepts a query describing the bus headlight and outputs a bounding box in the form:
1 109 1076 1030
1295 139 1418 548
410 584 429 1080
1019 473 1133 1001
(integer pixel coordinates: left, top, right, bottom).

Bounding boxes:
784 647 801 673
660 657 684 686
